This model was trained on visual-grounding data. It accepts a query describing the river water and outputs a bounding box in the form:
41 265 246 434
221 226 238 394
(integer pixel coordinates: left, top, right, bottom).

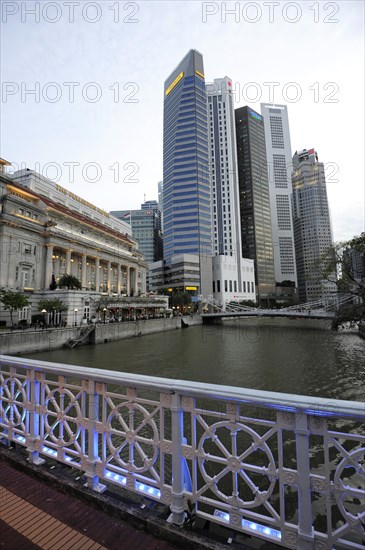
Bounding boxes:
27 318 365 402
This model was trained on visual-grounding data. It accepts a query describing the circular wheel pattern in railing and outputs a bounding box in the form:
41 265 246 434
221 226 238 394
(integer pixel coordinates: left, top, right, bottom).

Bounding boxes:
0 376 27 427
106 402 159 473
198 421 276 509
45 388 82 445
333 447 365 529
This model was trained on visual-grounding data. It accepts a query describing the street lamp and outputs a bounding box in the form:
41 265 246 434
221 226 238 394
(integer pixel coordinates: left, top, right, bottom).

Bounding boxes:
103 307 107 324
41 309 47 327
74 308 78 326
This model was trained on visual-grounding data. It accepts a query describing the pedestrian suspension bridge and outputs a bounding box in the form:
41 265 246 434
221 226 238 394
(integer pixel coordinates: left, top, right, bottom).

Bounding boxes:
201 294 354 321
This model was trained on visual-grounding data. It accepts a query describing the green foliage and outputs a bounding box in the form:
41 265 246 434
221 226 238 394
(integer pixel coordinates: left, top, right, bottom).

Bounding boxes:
331 303 365 331
49 274 57 290
320 233 365 330
58 274 81 290
38 298 68 312
320 233 365 298
0 290 30 326
170 292 192 314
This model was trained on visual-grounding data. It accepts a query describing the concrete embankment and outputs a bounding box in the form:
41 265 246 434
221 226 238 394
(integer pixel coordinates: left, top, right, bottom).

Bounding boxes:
93 316 201 344
0 316 202 355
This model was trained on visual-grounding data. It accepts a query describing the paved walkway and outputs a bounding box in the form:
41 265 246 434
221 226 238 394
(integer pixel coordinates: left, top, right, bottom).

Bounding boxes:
0 462 176 550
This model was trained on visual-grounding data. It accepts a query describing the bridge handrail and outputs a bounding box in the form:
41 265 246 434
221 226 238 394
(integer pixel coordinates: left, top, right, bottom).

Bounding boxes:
1 354 364 549
1 355 363 418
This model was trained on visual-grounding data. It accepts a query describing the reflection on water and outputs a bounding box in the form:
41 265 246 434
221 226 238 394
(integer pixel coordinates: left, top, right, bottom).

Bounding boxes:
26 318 365 401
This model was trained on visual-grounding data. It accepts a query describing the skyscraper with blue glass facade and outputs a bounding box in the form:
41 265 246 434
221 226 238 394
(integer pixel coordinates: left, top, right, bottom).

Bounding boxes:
163 50 212 265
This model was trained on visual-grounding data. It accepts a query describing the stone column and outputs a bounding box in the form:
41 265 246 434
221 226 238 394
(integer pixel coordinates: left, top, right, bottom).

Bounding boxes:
130 267 136 296
106 260 111 292
117 264 121 294
126 266 131 296
66 249 72 274
44 245 53 290
81 254 87 289
95 257 100 290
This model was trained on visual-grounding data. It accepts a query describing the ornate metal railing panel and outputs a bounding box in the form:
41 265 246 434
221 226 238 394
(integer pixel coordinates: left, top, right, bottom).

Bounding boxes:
0 355 364 549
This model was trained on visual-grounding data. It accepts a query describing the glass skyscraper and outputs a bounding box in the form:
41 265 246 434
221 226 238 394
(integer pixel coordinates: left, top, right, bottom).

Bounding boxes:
163 49 212 264
235 106 276 307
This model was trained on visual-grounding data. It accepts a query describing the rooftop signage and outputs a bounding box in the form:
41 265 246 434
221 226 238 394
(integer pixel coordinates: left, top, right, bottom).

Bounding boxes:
55 184 109 218
249 109 263 122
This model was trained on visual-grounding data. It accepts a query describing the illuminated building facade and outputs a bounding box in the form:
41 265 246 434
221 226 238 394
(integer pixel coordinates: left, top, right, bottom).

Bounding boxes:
0 168 147 325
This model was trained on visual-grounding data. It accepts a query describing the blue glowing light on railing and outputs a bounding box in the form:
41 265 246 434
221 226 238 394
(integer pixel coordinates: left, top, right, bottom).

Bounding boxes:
105 470 127 485
214 510 281 540
104 471 160 498
42 445 58 457
136 481 161 498
14 435 26 443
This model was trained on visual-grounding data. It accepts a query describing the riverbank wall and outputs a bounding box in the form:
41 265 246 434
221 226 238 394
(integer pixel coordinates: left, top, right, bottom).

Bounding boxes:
0 316 203 355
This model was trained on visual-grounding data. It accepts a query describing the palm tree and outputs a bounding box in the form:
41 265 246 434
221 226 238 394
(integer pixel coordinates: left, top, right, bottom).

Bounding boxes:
58 274 81 290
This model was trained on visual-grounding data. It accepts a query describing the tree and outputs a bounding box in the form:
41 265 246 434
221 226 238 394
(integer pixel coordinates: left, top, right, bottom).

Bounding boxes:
49 274 57 290
38 298 68 325
0 290 30 327
320 233 365 330
38 298 68 313
170 292 192 315
58 274 81 290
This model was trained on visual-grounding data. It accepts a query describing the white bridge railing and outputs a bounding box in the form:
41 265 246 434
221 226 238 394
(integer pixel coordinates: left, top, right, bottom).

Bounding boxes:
0 355 364 549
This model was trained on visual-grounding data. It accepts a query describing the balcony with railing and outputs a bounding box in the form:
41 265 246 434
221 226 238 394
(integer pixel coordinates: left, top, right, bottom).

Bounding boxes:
0 355 364 549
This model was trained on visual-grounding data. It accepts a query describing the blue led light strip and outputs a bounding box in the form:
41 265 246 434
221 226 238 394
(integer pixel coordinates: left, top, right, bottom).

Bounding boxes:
214 509 282 540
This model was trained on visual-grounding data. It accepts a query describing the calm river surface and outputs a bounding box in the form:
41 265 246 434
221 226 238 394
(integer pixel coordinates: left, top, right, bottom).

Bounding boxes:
27 318 365 402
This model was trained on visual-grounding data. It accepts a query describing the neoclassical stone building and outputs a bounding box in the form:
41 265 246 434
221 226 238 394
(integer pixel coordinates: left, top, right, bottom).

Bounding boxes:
0 163 147 326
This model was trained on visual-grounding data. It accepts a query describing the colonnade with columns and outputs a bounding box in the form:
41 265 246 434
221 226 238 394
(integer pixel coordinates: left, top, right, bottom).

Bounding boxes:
44 244 144 296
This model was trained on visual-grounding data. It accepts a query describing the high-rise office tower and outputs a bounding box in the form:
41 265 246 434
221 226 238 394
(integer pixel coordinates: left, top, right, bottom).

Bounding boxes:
206 77 255 306
111 201 163 264
235 106 276 306
292 149 336 302
163 49 212 263
157 181 164 231
260 103 297 287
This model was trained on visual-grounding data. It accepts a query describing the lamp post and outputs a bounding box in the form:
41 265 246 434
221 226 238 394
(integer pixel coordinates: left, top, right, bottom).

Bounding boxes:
41 309 47 327
74 308 78 326
103 307 107 324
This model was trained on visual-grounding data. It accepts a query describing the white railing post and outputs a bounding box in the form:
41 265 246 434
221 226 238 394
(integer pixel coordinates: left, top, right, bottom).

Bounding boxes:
295 412 314 549
170 391 185 525
84 379 106 493
27 370 45 465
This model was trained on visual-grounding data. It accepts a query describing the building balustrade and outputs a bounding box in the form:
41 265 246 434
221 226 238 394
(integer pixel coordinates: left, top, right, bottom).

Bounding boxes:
0 355 364 549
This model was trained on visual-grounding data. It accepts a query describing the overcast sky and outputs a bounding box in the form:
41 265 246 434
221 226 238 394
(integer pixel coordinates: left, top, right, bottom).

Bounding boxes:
1 0 364 242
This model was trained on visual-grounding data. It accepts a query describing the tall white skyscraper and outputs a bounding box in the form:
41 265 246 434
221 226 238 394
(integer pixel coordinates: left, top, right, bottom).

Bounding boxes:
261 103 297 287
206 77 256 306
